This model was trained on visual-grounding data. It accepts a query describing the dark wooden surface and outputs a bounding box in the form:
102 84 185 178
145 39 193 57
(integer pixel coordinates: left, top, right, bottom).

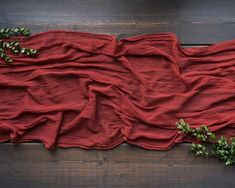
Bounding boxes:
1 0 235 44
1 0 235 187
1 143 235 188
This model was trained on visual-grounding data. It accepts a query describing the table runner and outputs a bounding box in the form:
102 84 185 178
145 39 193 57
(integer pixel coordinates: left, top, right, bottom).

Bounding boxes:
0 30 234 150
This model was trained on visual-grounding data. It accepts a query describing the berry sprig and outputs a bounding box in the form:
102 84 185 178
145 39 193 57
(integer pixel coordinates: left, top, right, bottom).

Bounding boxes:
176 119 235 166
0 27 37 64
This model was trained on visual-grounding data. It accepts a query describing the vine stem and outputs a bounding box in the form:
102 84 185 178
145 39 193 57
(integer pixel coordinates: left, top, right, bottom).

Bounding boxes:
0 27 37 63
176 119 235 166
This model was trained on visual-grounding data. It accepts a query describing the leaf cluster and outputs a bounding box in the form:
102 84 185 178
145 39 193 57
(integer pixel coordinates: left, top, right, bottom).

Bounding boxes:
0 27 37 63
176 119 235 166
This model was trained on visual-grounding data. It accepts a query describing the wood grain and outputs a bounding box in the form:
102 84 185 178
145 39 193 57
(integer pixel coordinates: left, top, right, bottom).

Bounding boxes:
0 0 235 187
1 0 235 44
0 143 234 188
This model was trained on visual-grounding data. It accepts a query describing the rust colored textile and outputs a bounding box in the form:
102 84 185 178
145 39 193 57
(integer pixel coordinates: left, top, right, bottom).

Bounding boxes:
0 30 235 150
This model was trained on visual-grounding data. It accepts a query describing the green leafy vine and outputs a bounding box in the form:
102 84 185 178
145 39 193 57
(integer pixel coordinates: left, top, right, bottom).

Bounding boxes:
176 119 235 166
0 27 37 63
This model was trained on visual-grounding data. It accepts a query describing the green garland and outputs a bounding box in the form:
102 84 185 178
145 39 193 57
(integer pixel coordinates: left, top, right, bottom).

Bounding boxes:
176 119 235 166
0 27 37 63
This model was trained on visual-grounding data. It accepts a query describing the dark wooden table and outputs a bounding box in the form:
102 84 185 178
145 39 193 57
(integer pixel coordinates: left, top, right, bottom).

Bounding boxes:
1 1 235 187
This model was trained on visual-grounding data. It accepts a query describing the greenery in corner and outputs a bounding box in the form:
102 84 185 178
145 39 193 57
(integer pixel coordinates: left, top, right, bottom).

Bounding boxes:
176 119 235 166
0 27 37 63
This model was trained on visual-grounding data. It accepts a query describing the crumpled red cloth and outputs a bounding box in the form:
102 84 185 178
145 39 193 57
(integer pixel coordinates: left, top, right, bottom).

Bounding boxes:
0 30 234 150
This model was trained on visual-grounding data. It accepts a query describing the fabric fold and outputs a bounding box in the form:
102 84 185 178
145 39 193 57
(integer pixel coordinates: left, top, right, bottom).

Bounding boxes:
0 30 234 150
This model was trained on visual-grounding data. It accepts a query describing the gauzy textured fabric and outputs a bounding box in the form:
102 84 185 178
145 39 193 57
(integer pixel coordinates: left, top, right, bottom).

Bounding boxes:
0 30 235 150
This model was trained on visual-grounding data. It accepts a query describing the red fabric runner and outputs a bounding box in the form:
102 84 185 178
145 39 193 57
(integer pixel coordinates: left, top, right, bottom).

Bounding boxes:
0 30 235 150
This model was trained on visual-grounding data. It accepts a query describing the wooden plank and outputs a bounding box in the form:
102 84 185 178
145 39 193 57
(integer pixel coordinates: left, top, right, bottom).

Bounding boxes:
0 143 234 188
1 1 235 187
1 0 235 44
